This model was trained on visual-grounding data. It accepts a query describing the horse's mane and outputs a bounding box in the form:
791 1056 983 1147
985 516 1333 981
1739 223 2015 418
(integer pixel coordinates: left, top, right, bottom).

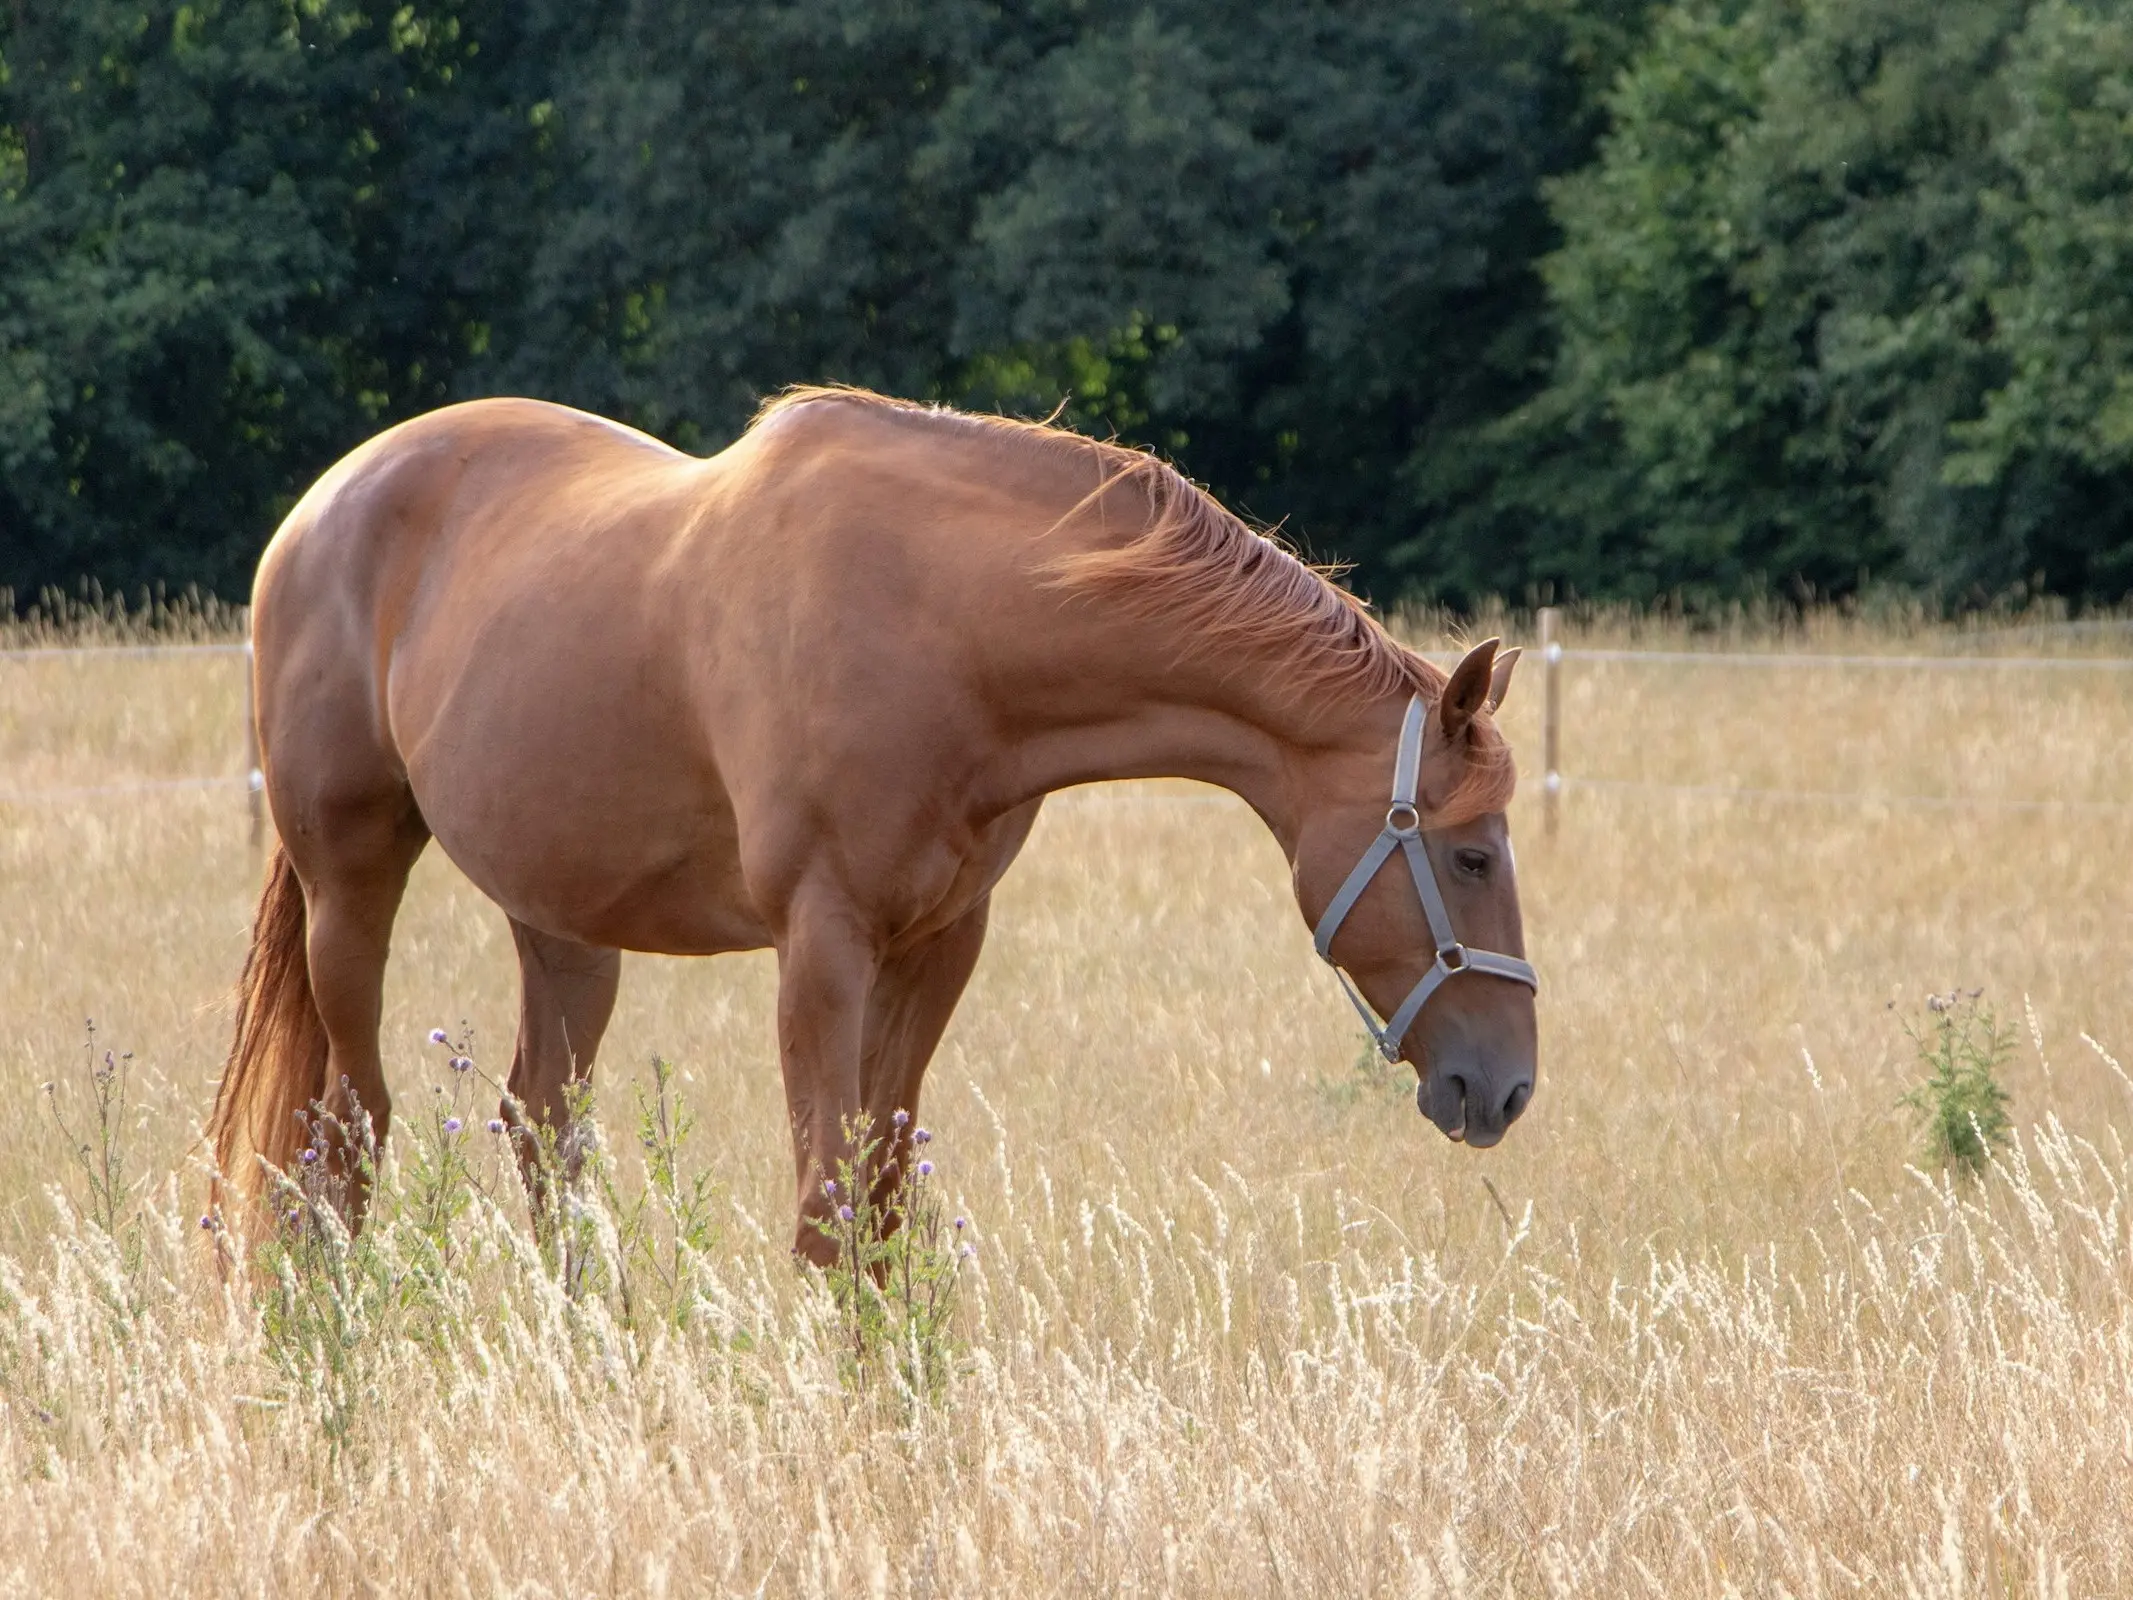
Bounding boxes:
751 386 1515 819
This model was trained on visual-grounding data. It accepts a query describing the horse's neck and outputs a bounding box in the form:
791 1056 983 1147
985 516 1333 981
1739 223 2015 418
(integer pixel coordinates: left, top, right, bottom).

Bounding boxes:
989 624 1390 851
901 426 1401 838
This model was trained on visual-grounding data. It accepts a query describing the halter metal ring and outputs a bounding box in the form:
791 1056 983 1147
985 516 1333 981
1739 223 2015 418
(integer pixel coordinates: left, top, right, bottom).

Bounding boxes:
1384 801 1422 838
1438 943 1471 973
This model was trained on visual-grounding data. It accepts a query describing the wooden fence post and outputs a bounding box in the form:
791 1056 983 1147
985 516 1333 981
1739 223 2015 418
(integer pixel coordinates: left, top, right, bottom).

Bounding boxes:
243 625 263 850
1538 607 1562 839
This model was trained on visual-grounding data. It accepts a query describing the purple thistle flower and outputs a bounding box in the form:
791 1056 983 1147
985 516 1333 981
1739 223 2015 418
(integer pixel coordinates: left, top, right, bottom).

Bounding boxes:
837 1204 855 1222
428 1028 450 1045
198 1214 215 1231
912 1127 932 1145
891 1109 909 1128
487 1118 505 1135
916 1160 934 1178
450 1056 472 1074
959 1243 976 1260
954 1216 966 1231
823 1178 837 1197
298 1148 319 1165
443 1117 463 1135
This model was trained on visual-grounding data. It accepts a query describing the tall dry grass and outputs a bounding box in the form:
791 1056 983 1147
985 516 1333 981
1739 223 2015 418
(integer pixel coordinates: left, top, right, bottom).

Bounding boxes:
1 616 2131 1596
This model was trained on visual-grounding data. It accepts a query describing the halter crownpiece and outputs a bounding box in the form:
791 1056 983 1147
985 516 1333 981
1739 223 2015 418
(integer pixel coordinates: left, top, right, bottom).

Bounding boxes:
1311 693 1539 1062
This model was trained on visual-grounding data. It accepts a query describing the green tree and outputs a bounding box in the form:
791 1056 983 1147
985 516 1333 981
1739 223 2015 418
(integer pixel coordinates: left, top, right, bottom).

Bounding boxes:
0 0 560 598
1517 0 2133 605
502 0 1611 594
1952 0 2133 596
2 0 355 592
927 0 1582 588
490 0 989 445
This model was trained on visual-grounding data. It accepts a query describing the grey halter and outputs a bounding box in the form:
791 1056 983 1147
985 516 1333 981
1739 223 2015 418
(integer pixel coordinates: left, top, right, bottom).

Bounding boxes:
1312 694 1539 1062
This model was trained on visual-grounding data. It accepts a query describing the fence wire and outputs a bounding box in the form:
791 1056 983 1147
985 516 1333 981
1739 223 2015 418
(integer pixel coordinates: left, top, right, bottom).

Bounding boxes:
0 642 249 663
1556 775 2133 815
1559 646 2133 671
0 640 258 816
0 775 250 806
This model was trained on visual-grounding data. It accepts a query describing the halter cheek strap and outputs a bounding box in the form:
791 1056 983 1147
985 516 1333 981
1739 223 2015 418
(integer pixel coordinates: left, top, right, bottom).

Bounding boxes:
1311 694 1539 1062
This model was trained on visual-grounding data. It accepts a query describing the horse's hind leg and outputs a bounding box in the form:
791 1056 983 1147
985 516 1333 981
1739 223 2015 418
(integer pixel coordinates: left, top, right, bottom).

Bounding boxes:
500 919 621 1202
288 790 430 1218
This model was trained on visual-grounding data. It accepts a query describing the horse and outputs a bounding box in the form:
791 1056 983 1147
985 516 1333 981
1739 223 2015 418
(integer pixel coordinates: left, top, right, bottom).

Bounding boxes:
206 387 1539 1263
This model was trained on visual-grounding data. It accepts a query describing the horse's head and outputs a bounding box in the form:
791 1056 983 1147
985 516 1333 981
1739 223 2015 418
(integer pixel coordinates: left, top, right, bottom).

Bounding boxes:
1292 639 1537 1147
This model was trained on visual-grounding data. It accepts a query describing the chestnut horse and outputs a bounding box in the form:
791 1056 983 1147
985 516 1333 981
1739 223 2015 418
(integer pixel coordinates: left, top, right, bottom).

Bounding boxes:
207 388 1538 1261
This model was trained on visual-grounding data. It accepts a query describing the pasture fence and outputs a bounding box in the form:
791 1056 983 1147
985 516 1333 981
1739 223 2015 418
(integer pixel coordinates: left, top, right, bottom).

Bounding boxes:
1528 606 2133 831
0 635 264 844
4 617 2132 838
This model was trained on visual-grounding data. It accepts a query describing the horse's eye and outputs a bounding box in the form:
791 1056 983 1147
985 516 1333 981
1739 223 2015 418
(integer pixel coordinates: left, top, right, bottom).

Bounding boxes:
1453 848 1491 879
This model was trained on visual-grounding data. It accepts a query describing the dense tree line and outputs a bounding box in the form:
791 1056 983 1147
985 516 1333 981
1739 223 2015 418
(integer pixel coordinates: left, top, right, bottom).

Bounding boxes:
1508 0 2133 603
3 0 2131 608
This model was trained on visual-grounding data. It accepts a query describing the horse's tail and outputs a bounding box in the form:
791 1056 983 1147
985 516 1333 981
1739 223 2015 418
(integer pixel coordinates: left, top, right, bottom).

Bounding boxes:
207 845 326 1235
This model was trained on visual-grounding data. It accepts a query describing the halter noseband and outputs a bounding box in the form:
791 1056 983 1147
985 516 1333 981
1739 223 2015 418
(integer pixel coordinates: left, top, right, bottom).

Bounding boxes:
1311 694 1539 1062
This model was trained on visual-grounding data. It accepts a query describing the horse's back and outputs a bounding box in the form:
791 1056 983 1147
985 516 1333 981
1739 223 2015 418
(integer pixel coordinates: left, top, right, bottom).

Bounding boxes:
258 398 701 710
250 400 774 950
258 398 684 612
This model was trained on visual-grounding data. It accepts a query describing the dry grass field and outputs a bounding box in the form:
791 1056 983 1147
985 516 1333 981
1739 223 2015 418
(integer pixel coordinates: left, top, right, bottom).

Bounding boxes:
2 610 2131 1597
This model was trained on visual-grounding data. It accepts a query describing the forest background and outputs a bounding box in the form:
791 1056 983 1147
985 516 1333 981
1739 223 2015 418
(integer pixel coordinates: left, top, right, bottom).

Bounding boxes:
6 0 2133 611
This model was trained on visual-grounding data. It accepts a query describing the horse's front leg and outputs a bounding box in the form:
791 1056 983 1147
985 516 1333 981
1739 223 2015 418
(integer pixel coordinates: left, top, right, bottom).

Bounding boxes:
857 896 992 1223
773 892 878 1267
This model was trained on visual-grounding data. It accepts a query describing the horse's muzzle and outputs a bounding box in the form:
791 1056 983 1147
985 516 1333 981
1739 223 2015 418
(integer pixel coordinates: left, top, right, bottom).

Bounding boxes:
1419 1065 1533 1148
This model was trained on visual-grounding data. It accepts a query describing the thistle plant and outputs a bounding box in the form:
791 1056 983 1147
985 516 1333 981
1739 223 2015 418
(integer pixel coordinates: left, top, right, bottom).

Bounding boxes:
43 1020 141 1270
420 1027 613 1306
809 1111 972 1399
256 1087 390 1458
616 1055 723 1330
428 1032 726 1333
243 1026 741 1458
390 1037 494 1338
256 1036 506 1453
1900 989 2015 1175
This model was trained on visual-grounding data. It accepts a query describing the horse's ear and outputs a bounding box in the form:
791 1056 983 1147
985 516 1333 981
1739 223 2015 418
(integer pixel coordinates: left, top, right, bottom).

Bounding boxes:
1486 645 1521 712
1440 638 1500 740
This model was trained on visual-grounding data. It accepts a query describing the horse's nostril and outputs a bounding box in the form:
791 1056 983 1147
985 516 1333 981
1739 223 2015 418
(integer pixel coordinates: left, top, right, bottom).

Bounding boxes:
1501 1079 1533 1124
1421 1071 1481 1142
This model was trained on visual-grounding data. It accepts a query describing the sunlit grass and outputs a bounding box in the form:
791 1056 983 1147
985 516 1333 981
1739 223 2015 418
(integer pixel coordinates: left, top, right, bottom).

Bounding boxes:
1 614 2130 1595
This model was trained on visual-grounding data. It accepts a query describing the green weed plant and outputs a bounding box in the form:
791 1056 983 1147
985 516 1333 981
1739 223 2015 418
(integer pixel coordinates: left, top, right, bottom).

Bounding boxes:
1899 989 2015 1175
213 1031 745 1459
808 1112 972 1402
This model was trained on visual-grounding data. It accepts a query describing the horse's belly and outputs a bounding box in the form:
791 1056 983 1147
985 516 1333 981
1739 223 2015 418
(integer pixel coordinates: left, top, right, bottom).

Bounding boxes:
403 683 767 956
389 585 773 953
419 777 768 955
